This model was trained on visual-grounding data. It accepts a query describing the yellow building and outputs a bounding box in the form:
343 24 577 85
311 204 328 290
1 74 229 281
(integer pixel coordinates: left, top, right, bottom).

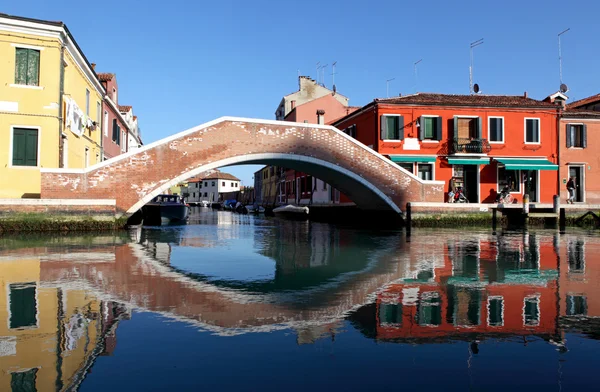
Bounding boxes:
0 14 104 198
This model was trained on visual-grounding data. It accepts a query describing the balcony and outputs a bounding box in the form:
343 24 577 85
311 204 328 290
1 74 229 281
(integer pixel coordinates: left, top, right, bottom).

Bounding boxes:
451 138 491 154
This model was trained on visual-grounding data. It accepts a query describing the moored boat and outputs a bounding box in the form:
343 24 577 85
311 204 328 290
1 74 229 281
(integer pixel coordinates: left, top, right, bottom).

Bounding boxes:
272 205 309 219
142 195 189 226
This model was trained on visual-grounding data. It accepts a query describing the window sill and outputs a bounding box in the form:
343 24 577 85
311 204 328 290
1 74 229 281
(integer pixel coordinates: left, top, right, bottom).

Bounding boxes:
524 142 541 145
568 147 585 149
489 141 504 144
421 140 439 143
9 165 40 169
10 84 43 90
382 140 403 143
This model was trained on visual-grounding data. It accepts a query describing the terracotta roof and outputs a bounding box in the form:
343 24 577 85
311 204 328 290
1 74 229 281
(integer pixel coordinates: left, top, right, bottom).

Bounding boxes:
133 115 138 120
201 172 241 182
375 93 557 108
562 110 600 119
97 73 114 82
567 93 600 109
327 107 361 125
119 105 132 112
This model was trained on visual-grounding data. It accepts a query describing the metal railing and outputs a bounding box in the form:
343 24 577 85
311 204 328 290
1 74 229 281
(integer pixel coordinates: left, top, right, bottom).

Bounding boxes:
451 138 492 154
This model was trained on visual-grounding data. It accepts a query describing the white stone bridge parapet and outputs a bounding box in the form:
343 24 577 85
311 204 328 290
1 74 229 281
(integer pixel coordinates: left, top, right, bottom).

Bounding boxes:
40 117 444 215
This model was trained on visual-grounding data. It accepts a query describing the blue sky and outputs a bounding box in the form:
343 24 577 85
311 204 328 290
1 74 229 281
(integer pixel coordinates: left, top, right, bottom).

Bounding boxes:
5 0 599 185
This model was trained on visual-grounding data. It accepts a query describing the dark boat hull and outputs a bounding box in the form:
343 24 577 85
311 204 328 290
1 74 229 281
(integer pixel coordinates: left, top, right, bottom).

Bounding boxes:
143 204 189 226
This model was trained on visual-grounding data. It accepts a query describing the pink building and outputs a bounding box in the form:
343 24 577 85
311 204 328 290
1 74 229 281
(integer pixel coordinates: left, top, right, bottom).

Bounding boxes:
97 72 130 160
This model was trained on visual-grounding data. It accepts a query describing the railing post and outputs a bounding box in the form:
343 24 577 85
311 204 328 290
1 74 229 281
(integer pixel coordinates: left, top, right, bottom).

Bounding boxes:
523 194 530 215
553 195 560 214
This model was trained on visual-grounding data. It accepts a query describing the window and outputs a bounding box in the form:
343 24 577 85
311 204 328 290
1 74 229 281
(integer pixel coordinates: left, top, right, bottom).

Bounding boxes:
525 118 540 143
380 115 404 140
96 101 101 124
420 116 441 140
379 303 402 326
398 162 414 173
235 183 238 187
524 296 540 326
112 119 120 145
212 181 215 186
269 167 275 176
122 130 126 151
85 89 90 116
566 295 587 316
103 111 109 137
12 128 38 167
567 124 587 148
113 87 117 102
417 163 433 181
417 292 441 326
203 192 207 197
568 240 585 273
11 368 38 392
322 180 327 191
9 283 37 329
455 117 481 139
489 117 504 143
344 124 357 138
192 192 195 198
231 182 234 187
204 182 208 187
488 297 504 326
96 153 99 163
498 167 520 192
222 181 225 187
14 48 40 86
84 147 89 168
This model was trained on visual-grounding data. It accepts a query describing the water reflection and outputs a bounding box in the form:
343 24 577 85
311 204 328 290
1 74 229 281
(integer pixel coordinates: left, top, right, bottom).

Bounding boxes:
0 213 600 389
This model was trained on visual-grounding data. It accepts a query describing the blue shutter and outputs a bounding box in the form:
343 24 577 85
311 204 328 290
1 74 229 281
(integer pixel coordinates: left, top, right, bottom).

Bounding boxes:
398 116 404 140
566 124 572 148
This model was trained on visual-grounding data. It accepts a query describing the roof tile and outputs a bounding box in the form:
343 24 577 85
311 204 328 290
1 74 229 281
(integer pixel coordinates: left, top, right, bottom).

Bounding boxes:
97 73 114 82
567 93 600 109
376 93 556 108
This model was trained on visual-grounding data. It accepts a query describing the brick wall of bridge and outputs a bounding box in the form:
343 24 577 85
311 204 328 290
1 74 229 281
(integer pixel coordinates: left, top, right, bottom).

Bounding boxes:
41 118 444 214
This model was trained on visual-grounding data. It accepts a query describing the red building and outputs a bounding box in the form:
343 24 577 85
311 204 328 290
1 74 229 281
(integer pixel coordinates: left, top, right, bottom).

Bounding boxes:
332 93 562 203
97 72 130 160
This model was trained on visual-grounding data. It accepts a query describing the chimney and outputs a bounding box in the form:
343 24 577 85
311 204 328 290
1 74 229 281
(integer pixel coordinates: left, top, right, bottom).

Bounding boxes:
524 91 528 98
317 109 325 125
91 63 96 71
291 100 296 109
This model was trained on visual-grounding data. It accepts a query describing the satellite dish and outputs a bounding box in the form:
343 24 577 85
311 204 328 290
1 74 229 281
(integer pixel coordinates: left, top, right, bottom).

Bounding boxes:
473 83 480 93
560 83 569 93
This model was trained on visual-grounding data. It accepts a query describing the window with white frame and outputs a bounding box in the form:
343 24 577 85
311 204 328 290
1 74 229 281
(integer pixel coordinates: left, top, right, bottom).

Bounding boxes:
489 117 504 143
417 163 433 181
566 295 587 316
525 118 540 143
524 296 540 326
567 124 586 148
103 111 108 137
96 101 101 124
85 89 90 116
14 48 40 86
380 115 404 140
420 116 441 140
488 296 504 326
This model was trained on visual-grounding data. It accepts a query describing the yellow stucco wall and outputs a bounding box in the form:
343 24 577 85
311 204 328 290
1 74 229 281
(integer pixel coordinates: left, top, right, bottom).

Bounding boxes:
0 26 103 199
0 257 103 391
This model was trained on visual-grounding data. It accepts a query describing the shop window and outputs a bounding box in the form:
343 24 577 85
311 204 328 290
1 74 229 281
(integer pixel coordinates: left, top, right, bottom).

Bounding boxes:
498 167 520 192
417 163 433 181
379 303 402 326
524 296 540 326
9 283 37 329
488 297 504 326
566 295 587 316
417 292 441 326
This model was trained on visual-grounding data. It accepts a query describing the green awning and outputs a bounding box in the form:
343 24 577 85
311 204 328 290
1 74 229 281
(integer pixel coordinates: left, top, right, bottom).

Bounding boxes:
495 158 558 171
390 155 436 163
447 157 490 165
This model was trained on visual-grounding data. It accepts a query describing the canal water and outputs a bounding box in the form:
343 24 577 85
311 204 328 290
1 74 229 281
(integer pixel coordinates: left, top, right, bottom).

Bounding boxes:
1 208 600 391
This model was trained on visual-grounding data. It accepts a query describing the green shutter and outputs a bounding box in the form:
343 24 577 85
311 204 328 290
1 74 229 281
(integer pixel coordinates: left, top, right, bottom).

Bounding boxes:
418 117 424 140
435 116 443 141
397 115 404 140
27 49 40 86
477 117 482 139
566 124 572 147
9 283 37 329
15 48 28 85
25 129 38 166
453 116 458 139
12 128 26 166
380 115 387 140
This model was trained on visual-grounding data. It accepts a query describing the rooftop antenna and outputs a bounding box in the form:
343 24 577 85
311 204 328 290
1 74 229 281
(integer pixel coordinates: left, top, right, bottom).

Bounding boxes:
414 59 422 93
386 78 395 98
469 38 484 94
297 69 300 89
331 61 337 92
321 64 328 87
558 28 570 89
316 62 321 84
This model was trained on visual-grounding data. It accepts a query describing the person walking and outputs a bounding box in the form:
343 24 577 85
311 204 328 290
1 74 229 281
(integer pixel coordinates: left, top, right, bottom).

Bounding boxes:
567 177 576 204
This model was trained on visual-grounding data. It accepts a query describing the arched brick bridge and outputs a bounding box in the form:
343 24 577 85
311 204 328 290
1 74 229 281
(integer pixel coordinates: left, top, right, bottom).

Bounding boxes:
41 117 444 215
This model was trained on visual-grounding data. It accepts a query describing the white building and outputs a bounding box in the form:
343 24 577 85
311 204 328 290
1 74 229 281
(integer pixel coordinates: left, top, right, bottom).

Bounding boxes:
119 105 142 151
187 172 241 203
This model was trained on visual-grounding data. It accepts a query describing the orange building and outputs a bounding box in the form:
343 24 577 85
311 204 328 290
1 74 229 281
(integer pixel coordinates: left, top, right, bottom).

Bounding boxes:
558 94 600 204
332 93 562 203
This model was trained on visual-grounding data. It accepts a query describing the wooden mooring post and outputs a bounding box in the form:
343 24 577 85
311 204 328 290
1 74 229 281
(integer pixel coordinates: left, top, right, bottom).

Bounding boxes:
405 202 412 238
492 207 497 234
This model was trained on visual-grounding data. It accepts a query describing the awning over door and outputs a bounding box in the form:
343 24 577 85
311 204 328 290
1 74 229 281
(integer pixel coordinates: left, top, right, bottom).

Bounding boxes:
495 158 558 171
390 155 436 163
447 157 490 165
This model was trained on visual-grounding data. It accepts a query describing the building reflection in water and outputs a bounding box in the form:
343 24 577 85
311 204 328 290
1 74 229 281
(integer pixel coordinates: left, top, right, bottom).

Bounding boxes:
1 226 600 389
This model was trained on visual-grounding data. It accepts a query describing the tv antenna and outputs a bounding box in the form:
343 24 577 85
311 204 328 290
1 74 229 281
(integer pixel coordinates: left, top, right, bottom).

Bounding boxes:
331 61 337 92
321 64 328 87
558 28 570 89
386 78 395 98
414 59 422 92
469 38 484 94
316 62 321 84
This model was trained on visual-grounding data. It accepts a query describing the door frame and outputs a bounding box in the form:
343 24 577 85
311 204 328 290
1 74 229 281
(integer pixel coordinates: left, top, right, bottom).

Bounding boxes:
568 164 586 203
452 165 480 203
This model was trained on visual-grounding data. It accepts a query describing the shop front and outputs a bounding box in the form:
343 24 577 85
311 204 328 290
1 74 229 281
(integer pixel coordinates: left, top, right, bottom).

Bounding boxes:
493 158 558 203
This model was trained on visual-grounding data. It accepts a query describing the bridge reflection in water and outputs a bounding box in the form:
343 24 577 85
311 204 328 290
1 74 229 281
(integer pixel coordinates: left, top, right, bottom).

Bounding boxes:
0 213 599 390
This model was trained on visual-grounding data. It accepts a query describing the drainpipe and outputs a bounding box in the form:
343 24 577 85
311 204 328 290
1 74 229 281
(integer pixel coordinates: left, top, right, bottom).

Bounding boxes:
556 104 563 197
58 43 66 168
